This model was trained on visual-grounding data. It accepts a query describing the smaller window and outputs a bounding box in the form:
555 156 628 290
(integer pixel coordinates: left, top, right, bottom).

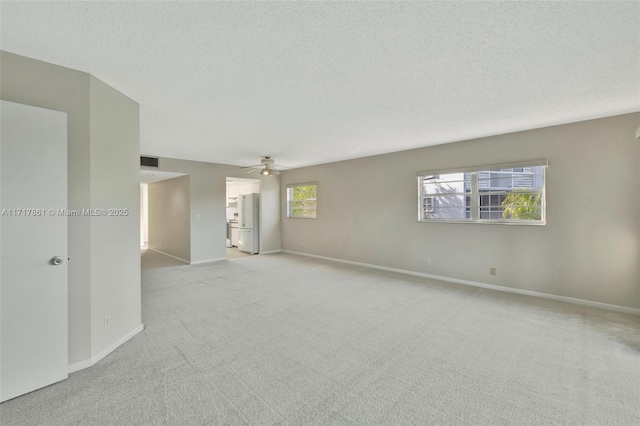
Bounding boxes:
287 183 317 218
423 196 435 214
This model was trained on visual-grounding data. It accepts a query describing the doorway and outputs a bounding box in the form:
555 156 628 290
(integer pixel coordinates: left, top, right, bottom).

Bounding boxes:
226 177 260 258
139 170 189 266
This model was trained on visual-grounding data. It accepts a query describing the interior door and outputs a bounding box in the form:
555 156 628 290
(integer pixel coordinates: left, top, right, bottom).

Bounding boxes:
1 100 68 402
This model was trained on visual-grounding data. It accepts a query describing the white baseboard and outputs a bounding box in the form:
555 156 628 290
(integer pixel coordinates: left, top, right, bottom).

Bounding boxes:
68 324 145 374
150 249 227 265
148 248 189 264
260 249 282 254
67 358 92 374
191 257 226 265
282 250 640 316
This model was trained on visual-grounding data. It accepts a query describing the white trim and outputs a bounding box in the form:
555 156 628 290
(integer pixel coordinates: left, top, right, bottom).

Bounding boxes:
260 249 282 254
285 181 318 189
286 183 318 219
191 257 226 265
67 358 92 374
419 219 546 226
68 324 144 374
416 158 548 177
148 248 189 264
281 250 640 316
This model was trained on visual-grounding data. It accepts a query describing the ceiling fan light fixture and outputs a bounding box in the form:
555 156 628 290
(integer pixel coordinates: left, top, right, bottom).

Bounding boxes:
243 156 284 176
260 166 272 176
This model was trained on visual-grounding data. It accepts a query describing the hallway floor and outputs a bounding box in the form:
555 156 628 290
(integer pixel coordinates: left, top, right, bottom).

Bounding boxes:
141 249 187 270
141 247 254 271
226 247 253 259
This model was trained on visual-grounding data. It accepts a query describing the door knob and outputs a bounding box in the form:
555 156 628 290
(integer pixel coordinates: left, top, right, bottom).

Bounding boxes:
50 256 64 266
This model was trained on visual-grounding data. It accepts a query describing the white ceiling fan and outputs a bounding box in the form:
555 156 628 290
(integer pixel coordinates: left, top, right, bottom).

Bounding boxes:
241 156 286 176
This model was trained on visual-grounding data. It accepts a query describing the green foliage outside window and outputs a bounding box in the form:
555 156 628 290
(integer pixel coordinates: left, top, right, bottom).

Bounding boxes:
288 184 317 218
501 188 542 220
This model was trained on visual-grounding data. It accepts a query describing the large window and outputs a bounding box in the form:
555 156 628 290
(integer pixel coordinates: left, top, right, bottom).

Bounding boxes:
287 183 317 218
416 160 546 224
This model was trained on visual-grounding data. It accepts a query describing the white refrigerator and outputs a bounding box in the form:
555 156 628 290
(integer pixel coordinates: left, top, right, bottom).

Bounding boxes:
238 193 259 254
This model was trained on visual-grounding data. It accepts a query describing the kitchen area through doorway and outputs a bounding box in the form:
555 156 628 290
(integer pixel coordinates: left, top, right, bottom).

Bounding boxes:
226 177 260 258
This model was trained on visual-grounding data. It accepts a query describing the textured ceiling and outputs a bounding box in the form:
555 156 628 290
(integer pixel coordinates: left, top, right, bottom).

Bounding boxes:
1 1 638 169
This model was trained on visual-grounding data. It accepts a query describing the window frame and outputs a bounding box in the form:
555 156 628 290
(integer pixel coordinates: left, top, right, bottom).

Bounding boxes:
286 182 318 219
416 160 547 225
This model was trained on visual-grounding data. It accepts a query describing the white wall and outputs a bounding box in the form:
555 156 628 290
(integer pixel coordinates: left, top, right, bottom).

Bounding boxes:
142 157 281 262
148 175 191 262
280 113 640 311
233 181 260 195
140 184 148 247
1 51 142 365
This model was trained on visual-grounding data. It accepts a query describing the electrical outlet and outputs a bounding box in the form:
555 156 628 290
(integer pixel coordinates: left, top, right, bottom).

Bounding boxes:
490 267 496 276
104 316 111 329
426 259 431 266
195 214 201 220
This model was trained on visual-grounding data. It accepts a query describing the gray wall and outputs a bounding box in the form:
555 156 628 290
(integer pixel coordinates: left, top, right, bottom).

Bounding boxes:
1 51 142 364
142 157 281 262
259 175 282 253
148 175 191 262
280 113 640 310
88 76 141 356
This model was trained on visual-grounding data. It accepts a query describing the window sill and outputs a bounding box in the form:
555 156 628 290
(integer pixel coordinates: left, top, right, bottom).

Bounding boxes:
418 219 546 226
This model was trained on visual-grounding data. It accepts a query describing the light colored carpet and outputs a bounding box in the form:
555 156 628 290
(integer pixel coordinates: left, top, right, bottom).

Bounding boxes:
1 251 639 425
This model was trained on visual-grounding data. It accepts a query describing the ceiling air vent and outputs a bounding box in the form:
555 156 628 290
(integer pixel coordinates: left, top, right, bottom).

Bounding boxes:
140 156 159 167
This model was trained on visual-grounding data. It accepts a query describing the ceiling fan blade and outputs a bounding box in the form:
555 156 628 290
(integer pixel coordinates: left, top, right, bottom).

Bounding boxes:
241 164 262 169
246 168 259 174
